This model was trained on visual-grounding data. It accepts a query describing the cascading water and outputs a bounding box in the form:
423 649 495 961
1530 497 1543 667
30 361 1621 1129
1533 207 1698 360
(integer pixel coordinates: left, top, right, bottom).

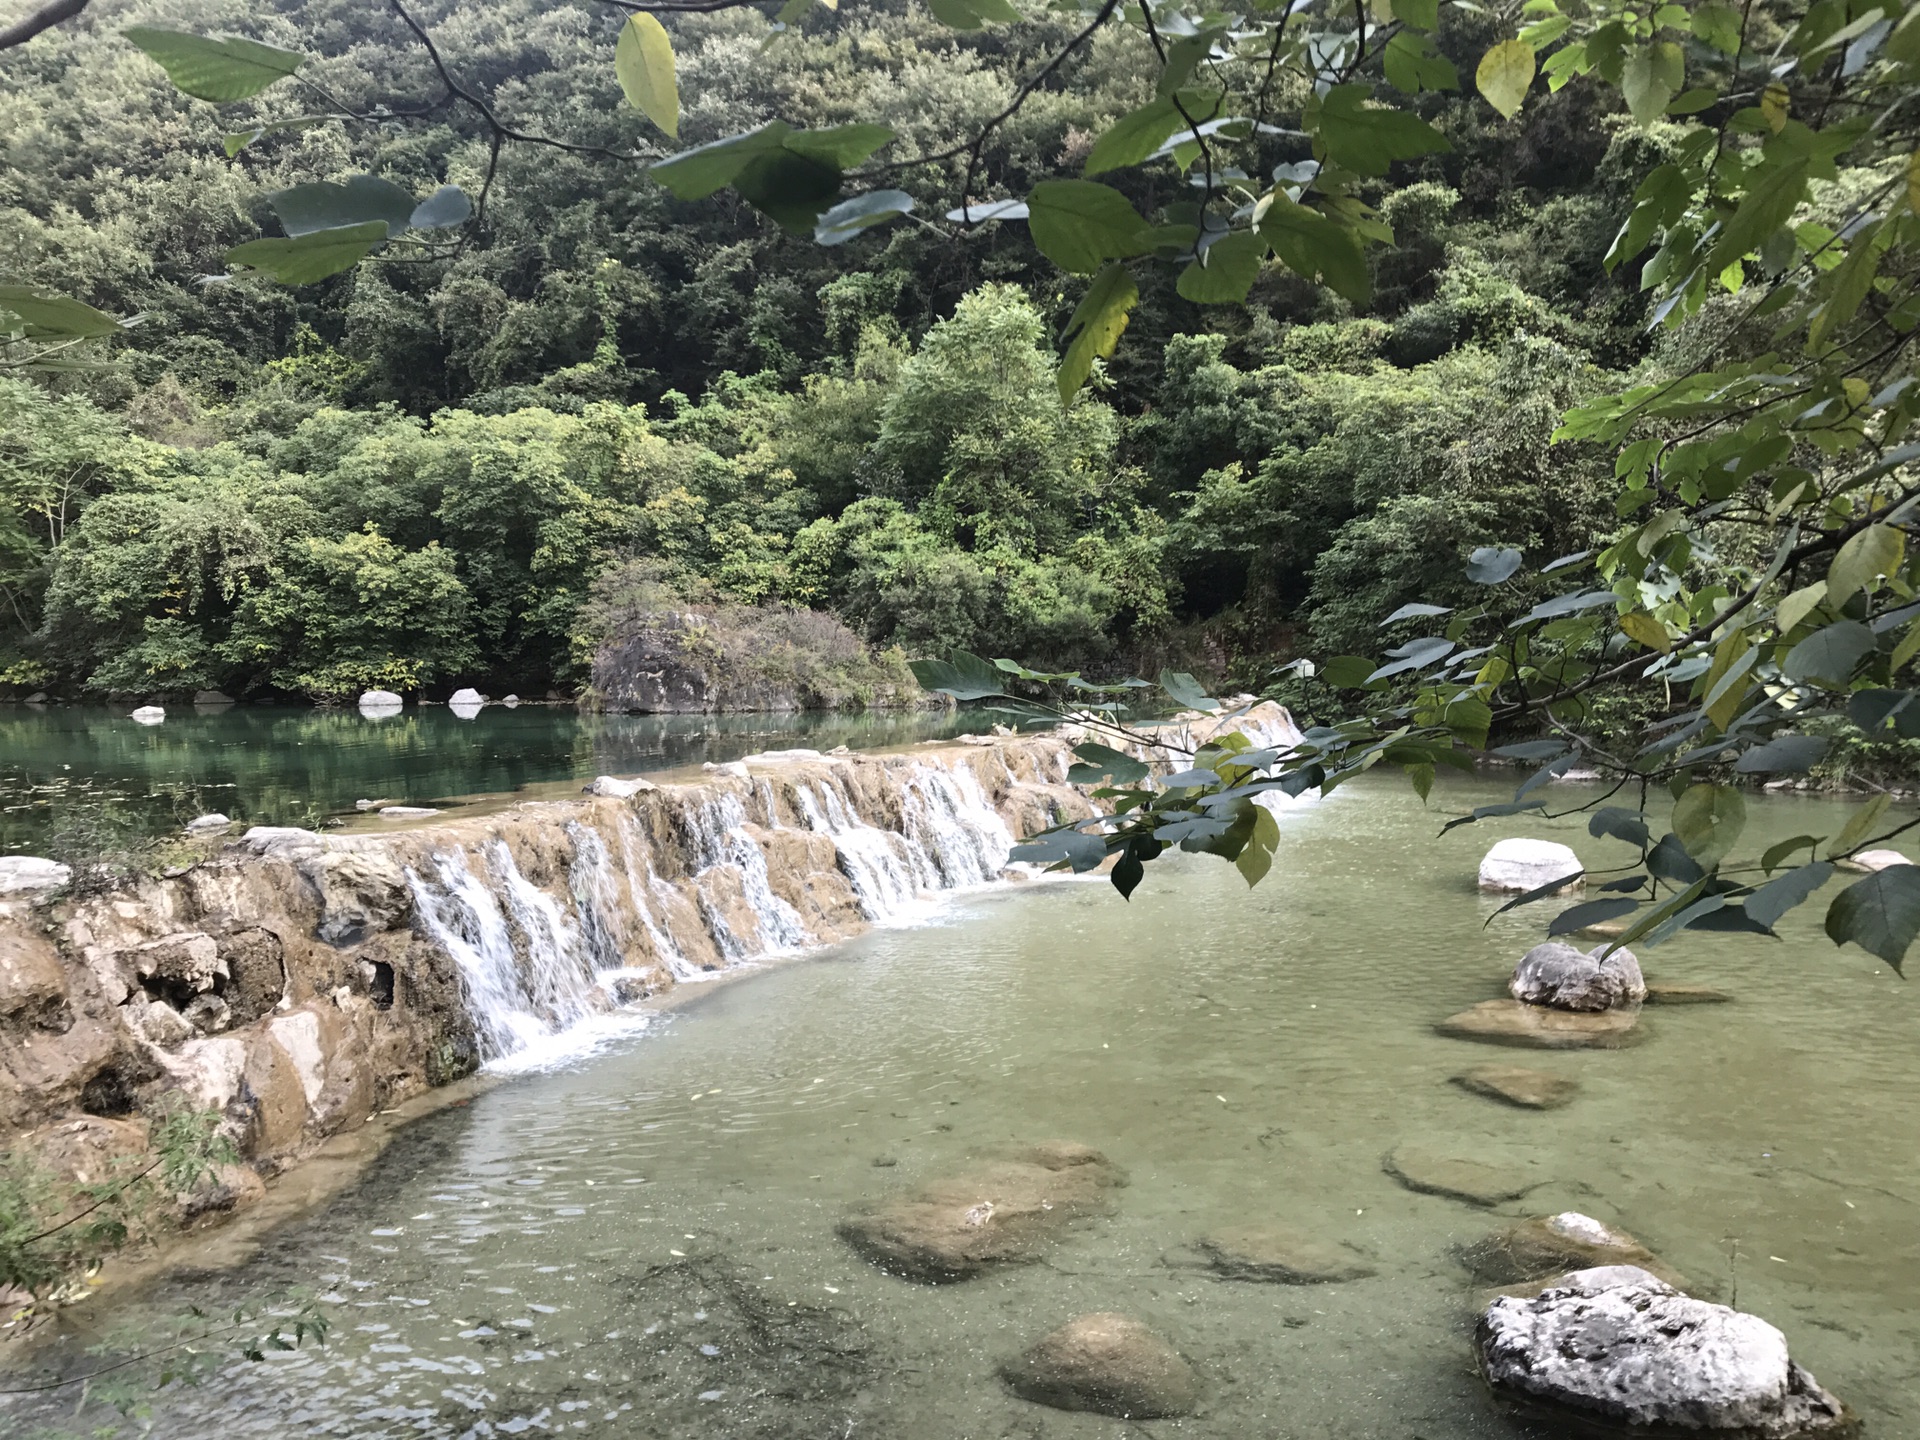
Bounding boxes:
900 764 1016 889
681 792 811 954
792 777 936 921
566 821 629 972
406 852 559 1062
612 813 700 981
488 840 601 1033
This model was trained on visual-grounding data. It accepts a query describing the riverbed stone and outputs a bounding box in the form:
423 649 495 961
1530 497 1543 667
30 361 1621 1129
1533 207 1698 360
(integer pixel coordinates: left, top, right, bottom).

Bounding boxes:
1478 838 1583 894
1198 1224 1376 1283
1000 1313 1199 1419
1475 1266 1852 1437
1646 982 1735 1005
184 813 233 836
1462 1213 1683 1289
0 856 71 898
838 1141 1124 1282
357 689 403 709
130 705 165 723
1840 848 1907 873
192 690 233 706
1437 998 1642 1049
1510 941 1646 1011
1452 1063 1578 1110
448 688 484 706
377 805 441 819
1384 1145 1541 1206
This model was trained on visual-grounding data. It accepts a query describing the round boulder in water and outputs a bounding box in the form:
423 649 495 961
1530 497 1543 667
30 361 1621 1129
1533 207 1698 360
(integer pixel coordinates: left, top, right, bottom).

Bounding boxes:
448 687 484 706
1462 1212 1683 1289
184 813 233 837
1452 1063 1578 1110
584 775 658 798
1001 1313 1198 1419
130 704 165 724
357 689 403 712
1510 941 1645 1012
1476 1266 1852 1436
1478 838 1582 894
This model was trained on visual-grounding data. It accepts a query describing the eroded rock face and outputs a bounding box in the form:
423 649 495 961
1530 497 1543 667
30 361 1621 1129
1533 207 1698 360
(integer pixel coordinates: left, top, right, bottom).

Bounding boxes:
1198 1224 1375 1283
838 1141 1125 1282
0 857 72 897
1452 1064 1578 1110
1476 1266 1851 1437
298 852 412 948
1510 941 1646 1012
1462 1213 1684 1289
1001 1313 1199 1419
1438 999 1642 1049
1478 839 1583 894
130 932 226 1003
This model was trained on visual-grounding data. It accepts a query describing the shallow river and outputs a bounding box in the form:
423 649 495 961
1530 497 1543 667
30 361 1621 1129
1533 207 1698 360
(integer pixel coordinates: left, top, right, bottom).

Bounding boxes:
8 776 1918 1438
0 704 965 855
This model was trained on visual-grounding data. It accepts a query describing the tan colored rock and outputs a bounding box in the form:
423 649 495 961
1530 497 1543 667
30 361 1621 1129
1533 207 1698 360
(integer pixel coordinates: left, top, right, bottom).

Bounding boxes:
1001 1313 1198 1419
838 1141 1124 1282
298 852 411 948
0 917 71 1027
1385 1145 1542 1206
1437 999 1642 1049
130 932 225 995
1645 983 1733 1005
1462 1212 1687 1291
239 1033 310 1156
1198 1223 1375 1283
1452 1064 1579 1110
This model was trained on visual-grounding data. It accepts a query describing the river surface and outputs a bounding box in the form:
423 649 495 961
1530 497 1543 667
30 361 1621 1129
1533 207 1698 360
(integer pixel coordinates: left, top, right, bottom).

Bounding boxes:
5 776 1917 1438
0 703 967 855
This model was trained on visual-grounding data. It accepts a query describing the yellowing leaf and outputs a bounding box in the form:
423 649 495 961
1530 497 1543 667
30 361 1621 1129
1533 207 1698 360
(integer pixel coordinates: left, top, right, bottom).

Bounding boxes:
1774 581 1825 637
1476 39 1536 119
1893 617 1920 673
1828 792 1890 861
1843 377 1870 408
1621 611 1672 652
1761 81 1790 133
1909 150 1920 214
616 13 679 139
1827 523 1906 606
1058 262 1138 402
1702 627 1752 733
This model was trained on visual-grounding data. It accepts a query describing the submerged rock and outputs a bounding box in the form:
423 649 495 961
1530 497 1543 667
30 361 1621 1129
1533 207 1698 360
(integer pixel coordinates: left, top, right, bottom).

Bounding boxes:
1437 999 1642 1049
1462 1212 1681 1289
1478 838 1582 894
1476 1266 1852 1437
1510 941 1646 1011
1198 1223 1375 1283
377 805 441 819
1452 1063 1578 1110
1001 1313 1198 1419
838 1141 1124 1283
0 856 71 897
1384 1145 1541 1206
1646 982 1735 1005
584 774 658 798
192 690 233 706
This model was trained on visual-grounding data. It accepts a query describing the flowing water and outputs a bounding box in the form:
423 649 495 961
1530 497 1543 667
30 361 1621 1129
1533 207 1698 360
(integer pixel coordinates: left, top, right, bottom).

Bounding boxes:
0 703 971 855
6 775 1918 1439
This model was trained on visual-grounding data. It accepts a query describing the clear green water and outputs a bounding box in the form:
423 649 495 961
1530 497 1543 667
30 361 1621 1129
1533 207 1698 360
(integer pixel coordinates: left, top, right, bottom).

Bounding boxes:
0 703 966 855
5 777 1917 1438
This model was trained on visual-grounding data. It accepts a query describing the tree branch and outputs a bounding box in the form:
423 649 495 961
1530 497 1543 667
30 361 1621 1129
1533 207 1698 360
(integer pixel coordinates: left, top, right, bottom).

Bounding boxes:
0 0 88 51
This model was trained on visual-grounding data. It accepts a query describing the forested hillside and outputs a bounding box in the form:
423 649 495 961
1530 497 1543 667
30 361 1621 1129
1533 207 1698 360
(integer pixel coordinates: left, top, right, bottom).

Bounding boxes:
4 0 1665 699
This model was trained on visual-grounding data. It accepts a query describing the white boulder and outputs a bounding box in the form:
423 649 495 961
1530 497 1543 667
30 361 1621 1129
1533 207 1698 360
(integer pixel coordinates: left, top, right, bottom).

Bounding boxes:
1847 848 1909 872
584 775 658 798
1479 838 1583 894
448 687 485 706
1476 1266 1849 1436
130 705 165 724
357 690 403 711
184 813 233 836
0 856 71 897
1510 941 1645 1012
377 805 441 819
502 694 520 707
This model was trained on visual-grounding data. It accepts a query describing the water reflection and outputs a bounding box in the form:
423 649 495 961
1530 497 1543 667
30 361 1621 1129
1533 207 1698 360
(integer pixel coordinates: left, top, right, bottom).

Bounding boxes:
0 704 974 853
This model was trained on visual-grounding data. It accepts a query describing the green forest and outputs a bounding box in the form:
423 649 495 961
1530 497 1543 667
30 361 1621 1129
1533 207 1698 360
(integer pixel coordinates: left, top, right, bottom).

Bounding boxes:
1 0 1660 702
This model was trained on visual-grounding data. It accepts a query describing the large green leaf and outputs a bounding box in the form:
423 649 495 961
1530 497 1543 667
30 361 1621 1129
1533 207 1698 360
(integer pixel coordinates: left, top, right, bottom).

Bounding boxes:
1313 84 1450 177
615 13 679 139
1827 793 1891 861
271 175 416 239
1475 39 1535 118
1255 193 1368 304
1826 523 1905 605
815 190 914 245
409 185 472 231
1057 262 1138 401
1177 229 1267 304
733 150 843 232
1746 861 1833 931
1085 92 1220 176
650 122 793 199
1066 742 1149 785
222 115 332 158
1620 40 1684 125
1700 158 1810 279
1158 669 1219 713
783 124 897 169
1385 31 1458 95
1672 782 1744 867
0 286 122 338
1782 620 1874 687
124 27 305 102
928 0 1021 29
224 222 390 285
1825 865 1920 972
1027 181 1153 274
907 651 1006 700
